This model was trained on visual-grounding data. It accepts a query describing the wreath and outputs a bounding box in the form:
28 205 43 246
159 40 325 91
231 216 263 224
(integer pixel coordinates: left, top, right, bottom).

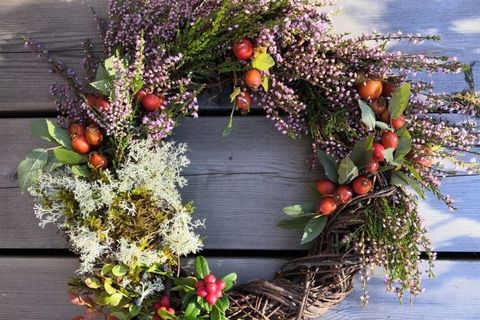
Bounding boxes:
18 1 480 319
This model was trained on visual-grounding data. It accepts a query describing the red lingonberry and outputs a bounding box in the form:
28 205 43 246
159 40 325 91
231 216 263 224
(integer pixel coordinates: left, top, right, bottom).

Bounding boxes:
206 282 218 294
135 89 148 102
317 197 337 216
382 82 396 97
334 185 353 205
205 294 218 306
232 38 254 61
204 274 216 284
197 288 207 298
372 143 385 161
315 179 337 195
159 295 170 308
195 280 205 290
351 176 373 195
216 280 226 291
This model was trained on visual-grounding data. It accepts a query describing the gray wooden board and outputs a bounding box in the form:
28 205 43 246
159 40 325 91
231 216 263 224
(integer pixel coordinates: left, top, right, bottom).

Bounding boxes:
0 257 479 319
1 117 480 251
0 0 478 111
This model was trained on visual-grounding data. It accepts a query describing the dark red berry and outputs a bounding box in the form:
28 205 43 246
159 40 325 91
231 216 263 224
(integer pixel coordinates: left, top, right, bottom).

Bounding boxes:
142 94 164 112
69 123 85 137
96 96 110 111
232 38 254 61
334 185 353 205
89 152 108 169
381 131 399 150
206 294 218 306
391 115 406 129
379 109 391 123
85 125 104 147
235 91 252 111
159 296 170 308
135 89 148 102
245 69 262 90
372 143 385 161
351 176 373 195
358 80 383 100
382 82 396 97
315 179 337 195
195 280 205 290
365 158 380 174
72 136 90 154
317 197 337 216
370 97 386 115
86 95 97 107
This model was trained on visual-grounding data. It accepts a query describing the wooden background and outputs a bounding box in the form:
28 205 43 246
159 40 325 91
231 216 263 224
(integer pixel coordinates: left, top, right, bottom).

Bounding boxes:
0 0 479 319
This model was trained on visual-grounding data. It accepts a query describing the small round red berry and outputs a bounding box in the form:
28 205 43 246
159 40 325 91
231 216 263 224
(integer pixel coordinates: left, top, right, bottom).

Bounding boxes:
85 125 104 147
153 301 163 311
216 279 226 291
382 82 396 97
86 95 97 107
379 109 391 123
245 69 262 90
317 197 337 216
142 94 164 112
159 295 170 307
204 274 216 284
96 96 110 111
71 136 91 154
315 179 337 195
197 288 207 298
89 152 108 169
135 89 148 102
235 91 252 111
372 143 385 161
195 280 205 290
206 293 218 306
358 80 383 100
167 308 175 315
351 176 373 195
391 115 406 129
381 131 399 150
365 158 380 174
68 123 85 137
334 185 353 205
206 282 218 294
370 97 386 115
232 38 254 61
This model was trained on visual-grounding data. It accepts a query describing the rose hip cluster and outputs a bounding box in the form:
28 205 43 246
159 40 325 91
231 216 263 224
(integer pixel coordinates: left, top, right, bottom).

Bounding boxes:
232 38 263 112
152 295 175 320
68 119 107 170
195 274 225 306
315 176 373 216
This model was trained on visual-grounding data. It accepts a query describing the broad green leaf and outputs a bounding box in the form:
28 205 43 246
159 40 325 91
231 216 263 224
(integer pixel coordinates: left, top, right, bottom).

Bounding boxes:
95 64 110 82
104 56 117 77
104 278 117 295
85 277 101 289
158 309 178 320
108 292 123 307
101 264 114 276
358 100 376 131
317 150 339 182
46 119 71 149
375 121 391 130
350 135 374 169
383 148 395 165
44 153 63 172
278 216 312 230
90 79 111 97
388 83 411 118
282 203 316 217
261 76 269 92
217 296 229 312
112 264 128 277
211 307 222 320
221 273 237 291
184 302 201 318
196 296 210 311
252 53 275 71
53 148 87 165
30 119 53 142
71 165 91 178
194 256 210 279
405 163 424 182
301 216 327 245
130 77 144 95
337 156 359 185
229 87 241 102
391 171 426 199
18 148 49 192
173 276 197 289
394 127 412 163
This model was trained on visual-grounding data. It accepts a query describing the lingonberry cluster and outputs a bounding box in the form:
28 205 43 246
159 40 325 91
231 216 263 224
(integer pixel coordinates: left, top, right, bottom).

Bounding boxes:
152 295 175 320
69 121 107 169
195 274 226 306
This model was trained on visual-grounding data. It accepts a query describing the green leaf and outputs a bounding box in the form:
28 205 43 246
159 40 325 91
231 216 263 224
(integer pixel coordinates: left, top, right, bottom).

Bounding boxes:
358 100 376 131
85 277 101 289
128 304 140 317
317 150 338 182
158 309 178 320
194 256 210 279
350 135 374 169
383 148 395 164
217 296 229 312
223 107 235 137
282 203 316 217
108 292 123 307
104 56 117 77
71 165 91 178
337 156 359 185
101 264 114 276
375 121 391 130
104 278 117 295
391 171 426 199
53 148 87 165
90 79 112 97
229 87 241 103
221 273 237 291
95 64 110 82
252 53 275 71
109 311 128 320
388 83 411 118
46 119 71 149
301 216 327 245
44 153 63 172
18 148 49 192
112 264 128 277
394 127 412 163
173 276 197 289
185 302 201 318
261 76 269 92
277 216 312 230
211 307 222 320
30 119 54 142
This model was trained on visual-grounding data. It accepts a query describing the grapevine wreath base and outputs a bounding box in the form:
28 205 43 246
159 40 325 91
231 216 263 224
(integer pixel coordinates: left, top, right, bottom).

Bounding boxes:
17 0 480 319
227 187 396 319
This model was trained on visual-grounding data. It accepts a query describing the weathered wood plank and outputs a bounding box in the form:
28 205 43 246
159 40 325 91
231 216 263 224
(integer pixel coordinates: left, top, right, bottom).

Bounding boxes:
0 257 479 319
1 117 479 251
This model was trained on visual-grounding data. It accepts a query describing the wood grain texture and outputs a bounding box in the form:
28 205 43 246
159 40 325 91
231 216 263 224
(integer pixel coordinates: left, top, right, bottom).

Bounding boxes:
0 0 478 111
1 117 480 251
1 257 479 320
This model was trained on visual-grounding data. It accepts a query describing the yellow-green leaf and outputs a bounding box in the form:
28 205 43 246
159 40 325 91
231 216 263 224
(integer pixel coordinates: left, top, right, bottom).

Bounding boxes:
85 277 101 289
252 53 275 71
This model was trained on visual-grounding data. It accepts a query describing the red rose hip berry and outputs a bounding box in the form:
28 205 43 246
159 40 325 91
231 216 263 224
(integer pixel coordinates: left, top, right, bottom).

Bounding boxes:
391 115 406 129
86 95 97 107
370 97 386 115
317 197 337 216
142 94 164 112
245 69 262 90
89 152 108 169
334 185 353 205
351 176 373 195
381 131 399 150
315 179 337 195
232 38 254 61
358 80 383 100
235 91 252 111
95 96 110 111
372 143 385 161
365 158 380 174
69 123 85 137
85 125 104 147
382 82 396 98
71 136 91 154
